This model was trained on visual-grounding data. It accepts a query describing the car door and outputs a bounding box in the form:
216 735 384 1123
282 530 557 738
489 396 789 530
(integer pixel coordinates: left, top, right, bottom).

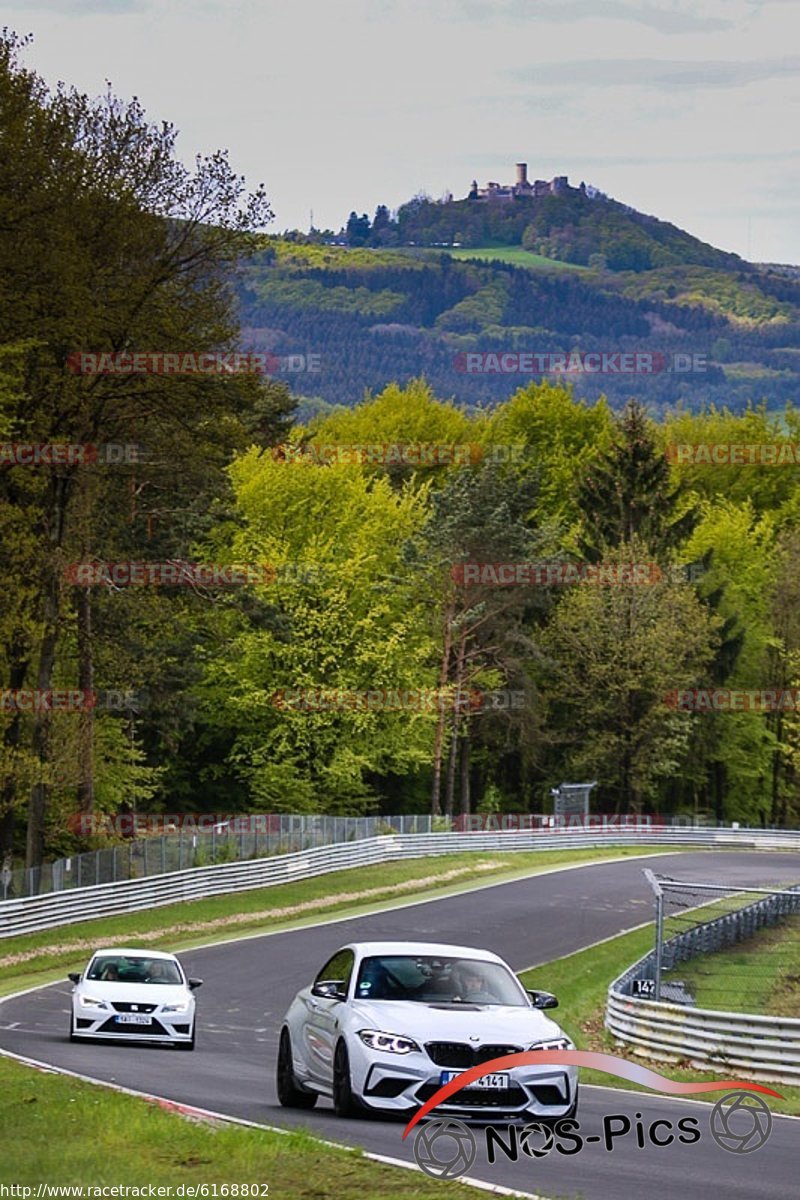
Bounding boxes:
302 948 354 1087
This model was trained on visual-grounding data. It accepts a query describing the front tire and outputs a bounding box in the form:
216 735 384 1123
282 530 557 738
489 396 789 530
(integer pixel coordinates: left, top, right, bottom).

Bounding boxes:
68 1013 77 1043
276 1028 317 1109
332 1039 361 1118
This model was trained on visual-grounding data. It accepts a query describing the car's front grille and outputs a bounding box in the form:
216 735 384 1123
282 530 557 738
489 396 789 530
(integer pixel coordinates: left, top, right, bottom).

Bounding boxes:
97 1017 169 1036
416 1082 528 1108
425 1041 521 1068
111 1002 158 1014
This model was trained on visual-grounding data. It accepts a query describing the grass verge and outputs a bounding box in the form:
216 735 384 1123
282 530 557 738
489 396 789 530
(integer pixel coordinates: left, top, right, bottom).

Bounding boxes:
668 913 800 1017
0 1055 485 1196
0 844 671 995
519 928 800 1116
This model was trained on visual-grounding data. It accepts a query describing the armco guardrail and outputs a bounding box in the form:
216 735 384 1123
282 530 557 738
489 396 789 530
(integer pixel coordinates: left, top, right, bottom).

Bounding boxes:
11 813 795 901
5 813 439 900
606 884 800 1085
607 983 800 1086
2 824 800 940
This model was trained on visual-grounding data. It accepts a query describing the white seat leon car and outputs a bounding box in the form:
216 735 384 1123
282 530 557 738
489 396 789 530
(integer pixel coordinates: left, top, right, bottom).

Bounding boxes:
276 941 577 1120
68 948 202 1050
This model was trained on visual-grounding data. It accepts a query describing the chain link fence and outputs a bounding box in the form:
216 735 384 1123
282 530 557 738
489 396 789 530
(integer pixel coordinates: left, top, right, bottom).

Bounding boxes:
5 815 800 904
641 869 800 1011
2 813 438 900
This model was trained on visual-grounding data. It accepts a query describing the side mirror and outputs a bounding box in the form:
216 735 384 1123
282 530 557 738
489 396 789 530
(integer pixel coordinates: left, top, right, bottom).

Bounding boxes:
528 989 558 1009
312 980 346 1000
188 979 203 990
68 973 80 985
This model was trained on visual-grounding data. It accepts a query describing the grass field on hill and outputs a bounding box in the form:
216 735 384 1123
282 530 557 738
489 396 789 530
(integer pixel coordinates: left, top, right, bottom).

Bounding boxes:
445 246 588 271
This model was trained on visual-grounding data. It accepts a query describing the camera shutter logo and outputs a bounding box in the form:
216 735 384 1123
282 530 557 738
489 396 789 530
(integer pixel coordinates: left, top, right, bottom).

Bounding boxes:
710 1090 773 1154
520 1121 556 1158
413 1117 477 1179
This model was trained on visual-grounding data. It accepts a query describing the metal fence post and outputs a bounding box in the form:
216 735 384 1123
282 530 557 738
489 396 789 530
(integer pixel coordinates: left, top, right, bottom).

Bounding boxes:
654 890 664 1000
643 868 664 1000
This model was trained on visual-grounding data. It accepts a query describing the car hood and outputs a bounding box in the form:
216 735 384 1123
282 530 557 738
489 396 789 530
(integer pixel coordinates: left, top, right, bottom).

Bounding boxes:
78 981 190 1005
347 999 564 1046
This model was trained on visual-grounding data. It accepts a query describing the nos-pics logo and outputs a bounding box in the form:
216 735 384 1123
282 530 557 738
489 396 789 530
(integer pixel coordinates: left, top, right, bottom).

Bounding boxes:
413 1092 774 1180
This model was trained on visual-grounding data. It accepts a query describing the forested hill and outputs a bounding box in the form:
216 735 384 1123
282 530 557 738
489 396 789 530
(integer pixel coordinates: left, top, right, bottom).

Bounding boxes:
236 235 800 414
351 188 745 274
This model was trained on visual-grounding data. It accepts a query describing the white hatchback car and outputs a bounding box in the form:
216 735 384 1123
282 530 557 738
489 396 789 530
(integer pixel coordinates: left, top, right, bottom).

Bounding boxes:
68 948 202 1050
276 941 577 1120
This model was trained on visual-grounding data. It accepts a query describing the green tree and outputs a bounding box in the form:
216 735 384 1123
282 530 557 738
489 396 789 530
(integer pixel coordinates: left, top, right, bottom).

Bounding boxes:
0 32 285 865
405 460 553 815
541 541 720 812
200 450 436 811
578 399 696 558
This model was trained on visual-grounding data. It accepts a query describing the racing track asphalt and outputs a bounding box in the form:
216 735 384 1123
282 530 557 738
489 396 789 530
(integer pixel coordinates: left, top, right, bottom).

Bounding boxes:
1 850 798 1200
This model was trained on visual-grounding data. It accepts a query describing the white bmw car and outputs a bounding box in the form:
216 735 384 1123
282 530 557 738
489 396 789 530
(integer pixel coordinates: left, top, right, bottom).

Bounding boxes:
68 948 202 1050
276 941 578 1120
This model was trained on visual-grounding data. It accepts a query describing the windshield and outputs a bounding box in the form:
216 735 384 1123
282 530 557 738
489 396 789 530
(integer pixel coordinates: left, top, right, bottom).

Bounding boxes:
87 956 183 985
354 954 526 1006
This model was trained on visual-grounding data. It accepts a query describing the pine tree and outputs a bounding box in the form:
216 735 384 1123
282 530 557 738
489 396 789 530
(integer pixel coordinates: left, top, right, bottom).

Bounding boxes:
578 400 696 557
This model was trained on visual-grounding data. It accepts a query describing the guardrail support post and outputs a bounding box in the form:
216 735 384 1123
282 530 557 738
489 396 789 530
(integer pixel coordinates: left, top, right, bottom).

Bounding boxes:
654 890 664 1000
643 868 664 1000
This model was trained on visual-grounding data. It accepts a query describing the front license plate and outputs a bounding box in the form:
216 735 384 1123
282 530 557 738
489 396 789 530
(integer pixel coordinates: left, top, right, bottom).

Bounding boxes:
440 1070 510 1090
116 1014 152 1025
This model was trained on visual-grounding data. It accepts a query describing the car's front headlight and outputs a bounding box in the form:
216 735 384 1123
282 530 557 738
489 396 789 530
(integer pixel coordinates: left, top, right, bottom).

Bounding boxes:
528 1036 574 1051
357 1029 420 1054
79 995 109 1009
162 1000 190 1014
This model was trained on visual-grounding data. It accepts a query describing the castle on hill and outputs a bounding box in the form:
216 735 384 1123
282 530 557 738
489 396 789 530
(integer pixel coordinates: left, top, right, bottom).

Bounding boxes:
467 163 588 202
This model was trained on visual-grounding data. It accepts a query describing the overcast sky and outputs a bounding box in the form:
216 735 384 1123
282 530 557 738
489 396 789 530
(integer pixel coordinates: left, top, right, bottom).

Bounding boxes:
7 0 800 263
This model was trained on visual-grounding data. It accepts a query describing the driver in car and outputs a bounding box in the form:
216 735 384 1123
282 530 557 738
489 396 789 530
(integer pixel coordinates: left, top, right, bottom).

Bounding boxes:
455 964 497 1003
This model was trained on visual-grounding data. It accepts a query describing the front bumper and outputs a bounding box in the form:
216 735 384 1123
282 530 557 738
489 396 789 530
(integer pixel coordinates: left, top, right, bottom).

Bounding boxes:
72 1005 193 1043
354 1048 576 1118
